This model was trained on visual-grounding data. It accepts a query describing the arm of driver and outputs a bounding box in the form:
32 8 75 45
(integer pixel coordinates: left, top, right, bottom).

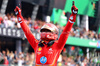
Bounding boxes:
57 14 76 50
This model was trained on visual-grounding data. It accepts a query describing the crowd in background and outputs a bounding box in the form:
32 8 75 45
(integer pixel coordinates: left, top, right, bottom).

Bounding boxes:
0 13 100 41
0 50 100 66
0 13 100 66
0 50 35 66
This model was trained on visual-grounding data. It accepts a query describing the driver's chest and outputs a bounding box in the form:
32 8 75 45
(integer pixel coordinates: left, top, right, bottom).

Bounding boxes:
36 45 57 57
35 44 58 64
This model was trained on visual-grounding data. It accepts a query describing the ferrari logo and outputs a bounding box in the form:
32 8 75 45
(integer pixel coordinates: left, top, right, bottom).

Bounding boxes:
38 47 42 51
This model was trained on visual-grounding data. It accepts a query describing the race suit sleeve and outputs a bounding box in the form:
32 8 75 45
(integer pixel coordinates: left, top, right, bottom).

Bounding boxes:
57 14 77 50
17 15 38 50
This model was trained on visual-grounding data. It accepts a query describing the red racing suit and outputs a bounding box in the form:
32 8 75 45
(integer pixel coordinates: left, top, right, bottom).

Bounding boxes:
16 6 77 66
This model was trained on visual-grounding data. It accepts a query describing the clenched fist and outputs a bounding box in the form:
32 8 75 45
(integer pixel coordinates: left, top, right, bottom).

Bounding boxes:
14 6 21 16
71 1 78 14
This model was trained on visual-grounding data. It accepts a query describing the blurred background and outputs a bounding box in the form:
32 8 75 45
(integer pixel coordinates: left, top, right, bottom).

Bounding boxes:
0 0 100 66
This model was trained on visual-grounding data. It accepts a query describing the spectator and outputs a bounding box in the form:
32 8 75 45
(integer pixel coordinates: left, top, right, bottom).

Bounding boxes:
0 16 2 25
3 56 9 65
0 13 2 25
7 15 14 28
0 19 4 28
3 15 8 28
17 56 24 66
74 55 81 64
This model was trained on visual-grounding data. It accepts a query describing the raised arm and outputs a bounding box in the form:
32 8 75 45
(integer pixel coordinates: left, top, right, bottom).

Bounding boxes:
57 2 78 50
14 6 38 50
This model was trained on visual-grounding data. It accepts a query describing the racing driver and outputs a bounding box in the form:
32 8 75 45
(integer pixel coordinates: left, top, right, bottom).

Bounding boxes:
14 2 78 66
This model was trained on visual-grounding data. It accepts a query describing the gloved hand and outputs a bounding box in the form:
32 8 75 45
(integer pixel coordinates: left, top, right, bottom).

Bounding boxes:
14 6 21 16
14 6 23 23
69 1 78 23
71 1 78 14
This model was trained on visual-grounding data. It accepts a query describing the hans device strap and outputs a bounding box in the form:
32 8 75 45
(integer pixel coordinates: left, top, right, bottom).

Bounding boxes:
38 40 55 47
